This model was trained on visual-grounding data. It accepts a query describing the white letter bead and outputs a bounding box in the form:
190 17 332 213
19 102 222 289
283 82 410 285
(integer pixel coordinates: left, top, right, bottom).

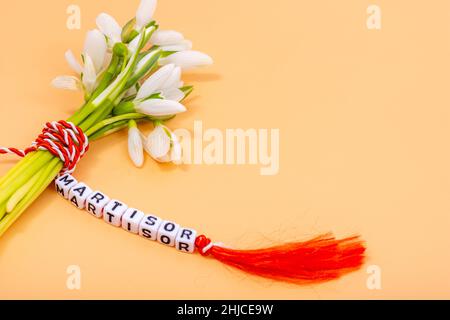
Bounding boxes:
139 214 162 241
121 208 145 234
85 191 110 218
103 200 128 227
175 228 197 254
55 174 78 199
157 220 180 247
68 182 93 210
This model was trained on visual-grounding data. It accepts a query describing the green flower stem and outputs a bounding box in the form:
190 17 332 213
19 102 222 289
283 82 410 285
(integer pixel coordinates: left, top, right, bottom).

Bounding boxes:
0 151 54 206
0 151 44 188
85 113 146 137
0 158 61 237
89 120 129 141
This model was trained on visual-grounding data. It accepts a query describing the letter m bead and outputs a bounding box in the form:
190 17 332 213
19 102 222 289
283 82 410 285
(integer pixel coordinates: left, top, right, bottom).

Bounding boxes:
55 174 78 199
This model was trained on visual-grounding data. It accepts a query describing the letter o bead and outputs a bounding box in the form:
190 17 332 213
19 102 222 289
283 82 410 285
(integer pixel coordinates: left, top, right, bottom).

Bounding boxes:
157 220 180 247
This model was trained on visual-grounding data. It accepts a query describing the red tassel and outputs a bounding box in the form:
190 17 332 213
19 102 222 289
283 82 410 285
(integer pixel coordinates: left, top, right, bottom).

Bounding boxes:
195 233 366 284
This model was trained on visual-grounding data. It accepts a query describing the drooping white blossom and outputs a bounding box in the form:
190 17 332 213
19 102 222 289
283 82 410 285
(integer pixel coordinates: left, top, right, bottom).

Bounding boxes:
65 50 83 74
96 13 122 45
143 124 181 163
128 122 144 167
159 50 213 70
136 64 175 100
135 99 186 116
150 30 192 52
51 76 82 91
136 0 157 29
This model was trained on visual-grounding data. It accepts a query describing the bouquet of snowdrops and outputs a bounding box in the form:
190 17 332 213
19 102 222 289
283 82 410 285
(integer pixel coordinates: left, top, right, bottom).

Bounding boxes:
0 0 212 237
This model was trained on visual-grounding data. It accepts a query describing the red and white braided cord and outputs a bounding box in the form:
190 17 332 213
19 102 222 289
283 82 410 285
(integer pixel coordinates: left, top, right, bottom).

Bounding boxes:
0 120 89 176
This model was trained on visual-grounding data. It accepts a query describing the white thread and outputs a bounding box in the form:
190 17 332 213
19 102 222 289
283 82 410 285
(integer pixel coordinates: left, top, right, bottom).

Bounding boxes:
202 242 224 254
0 121 88 176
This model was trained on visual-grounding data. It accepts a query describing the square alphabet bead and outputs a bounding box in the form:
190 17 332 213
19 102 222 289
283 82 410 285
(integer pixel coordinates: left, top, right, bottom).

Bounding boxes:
175 228 197 254
68 182 93 210
55 174 78 199
103 199 128 227
85 191 110 218
121 208 145 234
138 214 162 241
157 220 180 247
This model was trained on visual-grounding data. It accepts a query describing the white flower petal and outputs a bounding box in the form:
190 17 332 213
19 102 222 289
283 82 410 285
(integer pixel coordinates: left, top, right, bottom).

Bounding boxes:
128 127 144 167
136 99 186 116
156 154 171 163
145 125 171 159
159 50 213 70
136 0 157 29
51 76 82 91
96 13 122 45
161 66 181 90
136 64 175 100
65 50 83 74
160 40 192 52
161 88 184 102
83 29 108 73
82 54 97 94
150 30 184 46
134 50 160 76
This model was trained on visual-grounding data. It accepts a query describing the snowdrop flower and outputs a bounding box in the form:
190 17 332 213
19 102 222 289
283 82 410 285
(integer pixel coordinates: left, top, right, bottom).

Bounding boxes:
136 0 157 30
51 76 82 91
136 64 175 100
159 50 213 70
128 120 144 167
96 13 122 46
150 30 192 52
83 29 108 73
131 64 187 116
136 64 184 100
64 50 83 74
54 30 108 94
143 124 182 164
136 99 186 117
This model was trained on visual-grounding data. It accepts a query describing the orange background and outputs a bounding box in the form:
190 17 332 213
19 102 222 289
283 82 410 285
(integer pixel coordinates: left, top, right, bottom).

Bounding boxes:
1 0 450 299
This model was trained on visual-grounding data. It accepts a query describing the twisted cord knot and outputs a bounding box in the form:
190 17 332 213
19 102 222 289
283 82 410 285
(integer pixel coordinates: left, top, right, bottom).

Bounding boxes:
0 120 89 176
195 235 212 256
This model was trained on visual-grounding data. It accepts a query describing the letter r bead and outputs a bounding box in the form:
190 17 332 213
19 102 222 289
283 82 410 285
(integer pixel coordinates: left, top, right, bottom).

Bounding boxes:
176 228 197 253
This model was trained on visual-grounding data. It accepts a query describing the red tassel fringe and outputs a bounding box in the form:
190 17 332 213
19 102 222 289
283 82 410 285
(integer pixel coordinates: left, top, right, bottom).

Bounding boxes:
195 233 366 284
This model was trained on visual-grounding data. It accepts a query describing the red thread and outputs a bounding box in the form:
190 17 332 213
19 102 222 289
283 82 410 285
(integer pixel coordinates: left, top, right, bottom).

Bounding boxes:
0 120 88 175
195 233 366 284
